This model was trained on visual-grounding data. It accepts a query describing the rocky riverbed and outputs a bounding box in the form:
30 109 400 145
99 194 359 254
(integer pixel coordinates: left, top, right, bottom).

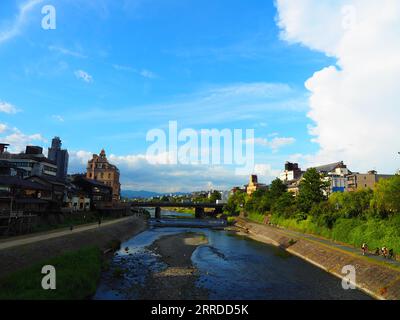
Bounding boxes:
138 232 209 299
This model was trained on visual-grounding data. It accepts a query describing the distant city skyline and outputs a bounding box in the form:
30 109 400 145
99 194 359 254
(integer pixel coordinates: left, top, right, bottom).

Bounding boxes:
1 0 399 192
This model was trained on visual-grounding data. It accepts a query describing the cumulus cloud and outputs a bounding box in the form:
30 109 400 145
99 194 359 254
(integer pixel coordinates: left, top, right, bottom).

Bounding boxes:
0 101 18 114
0 127 46 152
276 0 400 173
74 70 93 83
68 149 277 192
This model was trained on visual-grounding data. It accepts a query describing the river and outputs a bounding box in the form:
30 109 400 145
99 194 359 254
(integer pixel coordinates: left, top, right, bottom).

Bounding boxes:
94 210 371 300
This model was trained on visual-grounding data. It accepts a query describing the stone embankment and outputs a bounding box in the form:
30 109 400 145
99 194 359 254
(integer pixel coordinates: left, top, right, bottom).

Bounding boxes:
236 218 400 300
0 216 147 278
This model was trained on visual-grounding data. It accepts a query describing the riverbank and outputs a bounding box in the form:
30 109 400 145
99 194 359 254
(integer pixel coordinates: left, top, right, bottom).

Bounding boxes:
235 218 400 300
0 215 147 299
138 232 209 300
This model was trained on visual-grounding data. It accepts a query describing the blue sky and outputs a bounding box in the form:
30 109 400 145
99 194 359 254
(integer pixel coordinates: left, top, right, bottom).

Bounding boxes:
0 0 340 191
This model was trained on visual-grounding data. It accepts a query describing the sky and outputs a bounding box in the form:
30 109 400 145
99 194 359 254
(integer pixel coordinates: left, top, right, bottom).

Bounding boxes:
0 0 399 192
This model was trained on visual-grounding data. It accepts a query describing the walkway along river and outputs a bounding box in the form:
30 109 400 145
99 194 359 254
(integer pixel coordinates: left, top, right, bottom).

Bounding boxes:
94 210 371 300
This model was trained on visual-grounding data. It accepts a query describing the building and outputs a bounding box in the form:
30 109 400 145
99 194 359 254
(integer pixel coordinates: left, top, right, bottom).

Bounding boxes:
0 144 58 178
48 137 69 181
347 170 395 192
279 161 351 196
246 175 268 196
279 162 304 183
72 175 113 209
86 149 120 202
313 161 350 195
279 162 304 195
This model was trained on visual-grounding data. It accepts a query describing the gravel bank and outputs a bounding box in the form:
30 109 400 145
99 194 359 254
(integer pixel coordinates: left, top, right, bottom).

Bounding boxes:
138 232 209 300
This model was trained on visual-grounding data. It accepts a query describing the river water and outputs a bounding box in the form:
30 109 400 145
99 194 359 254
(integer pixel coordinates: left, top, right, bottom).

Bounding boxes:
94 210 371 300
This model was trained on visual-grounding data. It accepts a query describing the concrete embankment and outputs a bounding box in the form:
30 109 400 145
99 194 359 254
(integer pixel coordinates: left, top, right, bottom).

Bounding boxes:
236 218 400 300
0 216 147 278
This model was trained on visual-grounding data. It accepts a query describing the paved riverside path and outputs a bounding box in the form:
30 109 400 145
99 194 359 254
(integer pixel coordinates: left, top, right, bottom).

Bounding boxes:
262 222 400 268
0 217 132 251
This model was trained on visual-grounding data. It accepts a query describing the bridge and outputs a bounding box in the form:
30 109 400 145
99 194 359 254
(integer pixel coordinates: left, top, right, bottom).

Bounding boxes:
130 202 224 218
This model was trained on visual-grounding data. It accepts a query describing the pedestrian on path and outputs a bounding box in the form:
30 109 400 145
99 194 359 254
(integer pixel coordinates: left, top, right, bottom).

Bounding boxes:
361 243 368 256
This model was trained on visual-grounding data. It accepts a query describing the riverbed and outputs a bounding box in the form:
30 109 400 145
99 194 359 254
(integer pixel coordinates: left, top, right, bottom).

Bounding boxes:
94 211 371 300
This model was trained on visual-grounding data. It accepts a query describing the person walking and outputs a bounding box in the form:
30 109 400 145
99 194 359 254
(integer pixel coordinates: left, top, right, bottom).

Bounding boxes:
361 243 368 256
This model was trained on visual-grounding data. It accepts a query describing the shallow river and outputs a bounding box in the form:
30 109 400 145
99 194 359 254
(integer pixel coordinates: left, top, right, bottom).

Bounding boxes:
94 211 371 300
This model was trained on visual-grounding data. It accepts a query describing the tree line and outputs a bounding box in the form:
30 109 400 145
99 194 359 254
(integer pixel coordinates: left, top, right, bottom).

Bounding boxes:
225 168 400 253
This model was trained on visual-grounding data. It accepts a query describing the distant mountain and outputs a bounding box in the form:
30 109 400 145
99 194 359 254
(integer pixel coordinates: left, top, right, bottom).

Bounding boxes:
121 190 162 199
121 190 190 199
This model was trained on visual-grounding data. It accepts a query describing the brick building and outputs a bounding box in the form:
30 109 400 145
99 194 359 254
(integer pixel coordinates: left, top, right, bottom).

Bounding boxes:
86 149 121 202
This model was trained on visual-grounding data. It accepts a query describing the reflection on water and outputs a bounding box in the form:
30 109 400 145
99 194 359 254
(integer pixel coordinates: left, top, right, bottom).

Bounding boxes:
94 211 372 300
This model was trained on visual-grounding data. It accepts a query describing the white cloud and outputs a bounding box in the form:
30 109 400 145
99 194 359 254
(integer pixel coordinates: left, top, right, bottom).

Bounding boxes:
74 70 93 83
0 101 18 114
51 115 64 122
139 69 158 79
48 46 87 58
0 0 44 45
276 0 400 173
245 136 295 152
70 82 307 126
113 64 158 79
0 124 7 133
0 127 46 153
68 149 277 193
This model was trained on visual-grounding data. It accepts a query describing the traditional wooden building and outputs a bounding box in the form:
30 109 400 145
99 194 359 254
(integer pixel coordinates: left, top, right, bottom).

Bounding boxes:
86 149 121 202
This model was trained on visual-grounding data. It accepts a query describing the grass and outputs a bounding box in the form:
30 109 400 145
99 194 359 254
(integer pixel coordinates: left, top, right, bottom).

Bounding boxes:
247 212 265 224
169 207 196 215
270 215 400 255
0 246 102 300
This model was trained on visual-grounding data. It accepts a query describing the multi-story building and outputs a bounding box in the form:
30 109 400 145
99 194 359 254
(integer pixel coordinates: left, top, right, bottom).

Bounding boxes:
279 162 304 183
279 161 350 196
314 161 350 195
246 175 268 196
86 149 121 202
347 170 395 191
48 137 69 181
0 144 58 178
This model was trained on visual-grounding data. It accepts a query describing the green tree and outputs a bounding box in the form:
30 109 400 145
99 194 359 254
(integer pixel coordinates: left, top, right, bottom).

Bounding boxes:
209 191 222 203
269 178 287 200
297 168 329 213
224 191 246 216
271 192 296 218
329 189 373 218
372 176 400 217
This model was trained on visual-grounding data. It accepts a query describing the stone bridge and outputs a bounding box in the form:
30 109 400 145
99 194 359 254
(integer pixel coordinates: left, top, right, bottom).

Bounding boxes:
130 202 224 218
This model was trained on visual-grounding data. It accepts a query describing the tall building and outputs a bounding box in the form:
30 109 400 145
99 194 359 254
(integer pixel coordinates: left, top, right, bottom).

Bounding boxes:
86 149 121 202
48 137 69 181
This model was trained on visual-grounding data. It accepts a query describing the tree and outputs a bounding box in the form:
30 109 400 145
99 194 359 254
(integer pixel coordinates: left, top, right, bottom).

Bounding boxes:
209 191 222 203
329 189 373 218
271 192 296 218
372 176 400 217
269 178 287 200
297 168 329 213
224 191 246 216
